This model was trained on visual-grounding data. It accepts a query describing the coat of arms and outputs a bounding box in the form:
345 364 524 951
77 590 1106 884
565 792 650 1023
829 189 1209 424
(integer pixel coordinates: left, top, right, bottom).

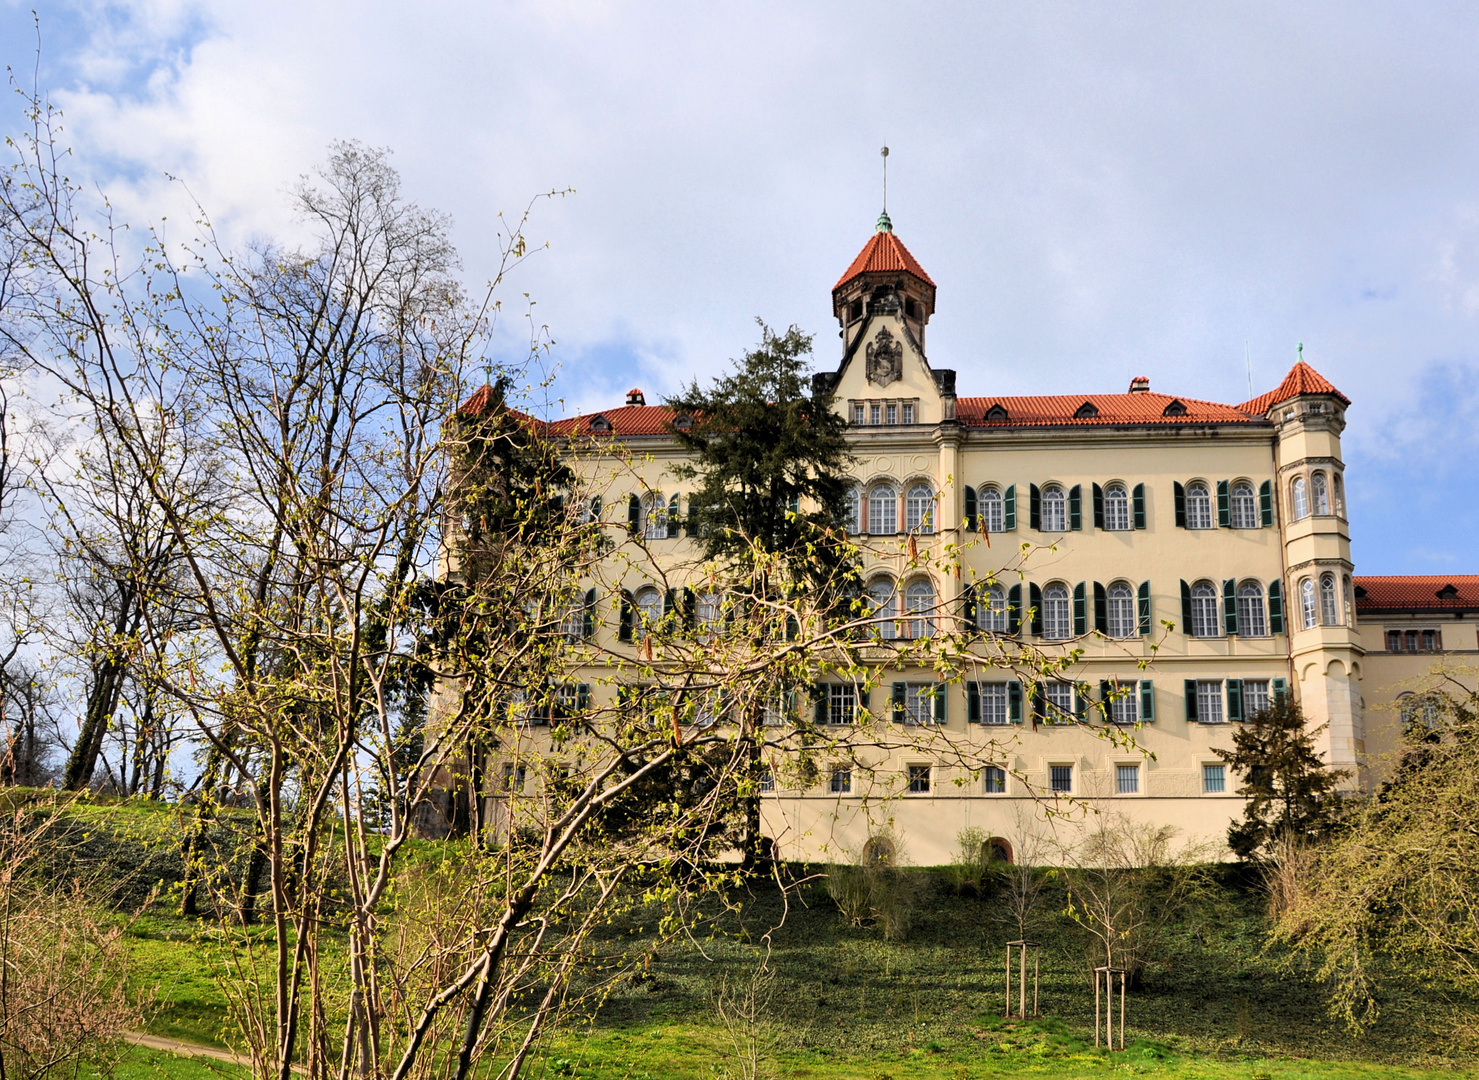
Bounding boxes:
865 327 903 387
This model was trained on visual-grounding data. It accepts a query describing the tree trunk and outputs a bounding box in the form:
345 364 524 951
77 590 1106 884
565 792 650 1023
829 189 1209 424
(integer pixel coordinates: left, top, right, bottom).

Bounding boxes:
63 657 125 791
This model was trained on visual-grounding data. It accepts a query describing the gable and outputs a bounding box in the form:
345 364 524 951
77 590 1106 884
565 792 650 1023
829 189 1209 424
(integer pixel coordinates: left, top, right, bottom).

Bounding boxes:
827 311 945 424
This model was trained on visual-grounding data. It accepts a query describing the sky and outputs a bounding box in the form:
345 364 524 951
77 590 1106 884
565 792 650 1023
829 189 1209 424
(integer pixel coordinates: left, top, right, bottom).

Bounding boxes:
3 0 1479 574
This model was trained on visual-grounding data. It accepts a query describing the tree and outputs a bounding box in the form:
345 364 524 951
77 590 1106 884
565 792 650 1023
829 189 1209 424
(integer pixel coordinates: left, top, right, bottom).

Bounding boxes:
1274 678 1479 1032
1214 694 1348 860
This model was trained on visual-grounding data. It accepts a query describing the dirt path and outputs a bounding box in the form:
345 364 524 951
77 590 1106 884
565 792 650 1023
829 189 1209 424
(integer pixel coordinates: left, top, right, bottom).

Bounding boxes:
121 1031 301 1073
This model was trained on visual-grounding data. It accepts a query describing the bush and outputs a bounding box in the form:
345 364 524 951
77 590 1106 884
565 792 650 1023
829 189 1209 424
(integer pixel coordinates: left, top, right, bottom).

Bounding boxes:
824 829 926 940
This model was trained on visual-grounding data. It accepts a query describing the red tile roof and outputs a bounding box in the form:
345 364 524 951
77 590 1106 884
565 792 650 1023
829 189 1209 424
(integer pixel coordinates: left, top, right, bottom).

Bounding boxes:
1354 576 1479 612
834 231 935 291
1238 361 1350 416
545 404 680 438
957 392 1259 428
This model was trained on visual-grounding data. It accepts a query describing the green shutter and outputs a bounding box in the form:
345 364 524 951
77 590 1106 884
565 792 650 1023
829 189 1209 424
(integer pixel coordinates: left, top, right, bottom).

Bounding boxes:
1217 480 1230 527
1092 483 1104 529
787 492 800 514
1099 680 1112 721
590 495 602 521
583 587 597 639
1073 582 1087 635
1074 684 1087 721
1268 580 1285 634
814 685 828 725
1223 579 1238 636
1140 680 1155 721
1227 679 1244 722
1029 484 1042 530
933 684 946 724
858 686 871 713
687 496 700 535
1008 584 1022 635
619 590 634 642
1138 581 1151 635
1004 484 1017 530
1259 480 1274 527
1184 680 1199 722
1033 683 1047 723
1174 481 1186 528
577 683 591 712
668 494 681 537
964 486 977 531
1008 681 1023 722
967 682 981 722
1272 677 1288 702
1180 580 1193 632
664 588 676 617
892 682 907 724
1029 583 1043 636
1069 485 1082 530
962 584 977 629
1094 581 1107 634
627 494 640 534
1133 483 1146 529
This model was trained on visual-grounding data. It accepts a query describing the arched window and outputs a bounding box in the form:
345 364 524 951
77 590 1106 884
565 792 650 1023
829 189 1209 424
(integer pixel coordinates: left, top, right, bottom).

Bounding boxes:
1332 472 1346 518
1344 575 1356 628
1291 477 1309 521
1237 582 1267 637
1190 581 1220 637
906 484 935 533
980 486 1004 533
1312 472 1330 515
1104 483 1130 531
1320 573 1339 626
868 484 897 534
561 595 588 641
1186 482 1213 529
1043 583 1071 640
1300 577 1317 630
641 493 667 538
696 591 724 640
1106 582 1136 638
905 579 935 638
634 586 663 635
1230 481 1258 529
844 486 860 533
866 578 897 640
978 583 1008 633
1042 485 1067 532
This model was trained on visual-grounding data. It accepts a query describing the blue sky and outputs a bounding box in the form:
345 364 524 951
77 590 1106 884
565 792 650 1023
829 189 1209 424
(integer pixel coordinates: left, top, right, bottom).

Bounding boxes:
4 1 1479 573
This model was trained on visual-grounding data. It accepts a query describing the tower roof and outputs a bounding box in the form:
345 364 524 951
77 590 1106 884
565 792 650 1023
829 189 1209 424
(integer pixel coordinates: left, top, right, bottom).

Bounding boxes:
833 229 935 292
1238 360 1350 416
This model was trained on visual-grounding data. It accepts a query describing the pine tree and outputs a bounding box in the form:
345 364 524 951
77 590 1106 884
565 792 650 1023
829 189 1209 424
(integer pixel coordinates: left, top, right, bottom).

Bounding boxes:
1215 695 1349 860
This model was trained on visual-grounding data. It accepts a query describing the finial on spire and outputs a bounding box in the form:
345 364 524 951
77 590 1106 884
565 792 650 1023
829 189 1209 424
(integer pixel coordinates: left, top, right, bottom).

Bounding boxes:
877 144 892 233
1297 342 1304 362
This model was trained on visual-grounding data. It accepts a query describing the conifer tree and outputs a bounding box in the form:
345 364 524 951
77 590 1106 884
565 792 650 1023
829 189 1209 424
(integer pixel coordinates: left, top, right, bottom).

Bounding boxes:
1214 695 1348 859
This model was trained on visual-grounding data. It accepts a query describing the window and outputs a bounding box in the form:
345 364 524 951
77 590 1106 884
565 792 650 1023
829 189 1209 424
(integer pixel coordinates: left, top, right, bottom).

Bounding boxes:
1197 681 1225 724
886 403 898 425
1202 764 1226 793
1237 582 1267 637
690 691 723 729
1320 574 1339 626
978 583 1008 633
1116 764 1140 794
1107 582 1136 638
1312 472 1330 515
979 682 1009 725
554 683 584 719
1186 482 1213 529
905 580 935 638
1243 680 1270 718
1109 684 1137 725
1104 483 1130 531
1332 472 1345 517
502 763 527 791
1344 576 1356 629
902 403 915 424
1043 583 1071 640
979 486 1004 532
696 591 723 639
561 598 587 641
830 766 852 793
762 694 787 726
868 484 897 533
828 684 857 725
853 403 865 425
866 578 898 640
1399 692 1441 729
1042 485 1067 532
634 586 663 635
1191 582 1220 638
906 484 935 533
983 765 1007 793
758 766 775 793
1045 681 1075 723
1050 764 1073 794
844 486 860 533
641 493 667 539
904 683 937 724
1291 477 1309 521
1230 482 1258 529
1300 578 1317 630
907 764 931 794
1386 630 1399 652
1393 628 1444 652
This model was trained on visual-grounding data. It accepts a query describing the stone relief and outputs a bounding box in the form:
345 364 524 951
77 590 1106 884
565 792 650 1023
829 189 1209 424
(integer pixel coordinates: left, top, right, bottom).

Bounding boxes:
865 327 903 387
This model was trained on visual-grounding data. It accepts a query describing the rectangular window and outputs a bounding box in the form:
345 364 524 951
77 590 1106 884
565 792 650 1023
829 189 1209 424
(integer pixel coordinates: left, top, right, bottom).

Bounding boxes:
1110 687 1137 725
828 684 857 725
1242 680 1270 718
979 682 1009 725
1050 764 1073 793
902 402 915 424
886 403 898 425
502 763 526 791
1045 682 1075 724
1116 764 1140 794
555 684 581 718
1386 630 1401 651
1197 681 1224 723
1421 629 1440 651
762 694 788 726
904 683 936 724
1405 630 1418 652
870 403 881 425
830 766 852 793
853 403 865 425
758 766 775 793
983 765 1006 793
1202 764 1226 793
907 764 931 794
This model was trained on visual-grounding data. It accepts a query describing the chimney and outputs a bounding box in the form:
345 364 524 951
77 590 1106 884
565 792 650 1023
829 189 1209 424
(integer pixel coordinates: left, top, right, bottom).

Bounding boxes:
1128 376 1150 395
626 387 646 406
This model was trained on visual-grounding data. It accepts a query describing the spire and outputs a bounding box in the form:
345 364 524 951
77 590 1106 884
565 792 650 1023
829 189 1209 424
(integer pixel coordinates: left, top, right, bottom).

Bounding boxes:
877 145 892 233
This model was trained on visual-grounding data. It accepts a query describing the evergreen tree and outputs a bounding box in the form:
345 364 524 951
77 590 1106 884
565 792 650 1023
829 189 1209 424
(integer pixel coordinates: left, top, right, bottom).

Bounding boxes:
1215 695 1349 859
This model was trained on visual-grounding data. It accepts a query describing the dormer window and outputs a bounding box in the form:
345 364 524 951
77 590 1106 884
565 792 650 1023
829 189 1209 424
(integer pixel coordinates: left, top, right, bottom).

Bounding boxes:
589 415 611 432
674 414 693 432
1163 399 1187 417
1074 401 1099 419
985 403 1009 422
1437 583 1460 600
1308 402 1326 414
